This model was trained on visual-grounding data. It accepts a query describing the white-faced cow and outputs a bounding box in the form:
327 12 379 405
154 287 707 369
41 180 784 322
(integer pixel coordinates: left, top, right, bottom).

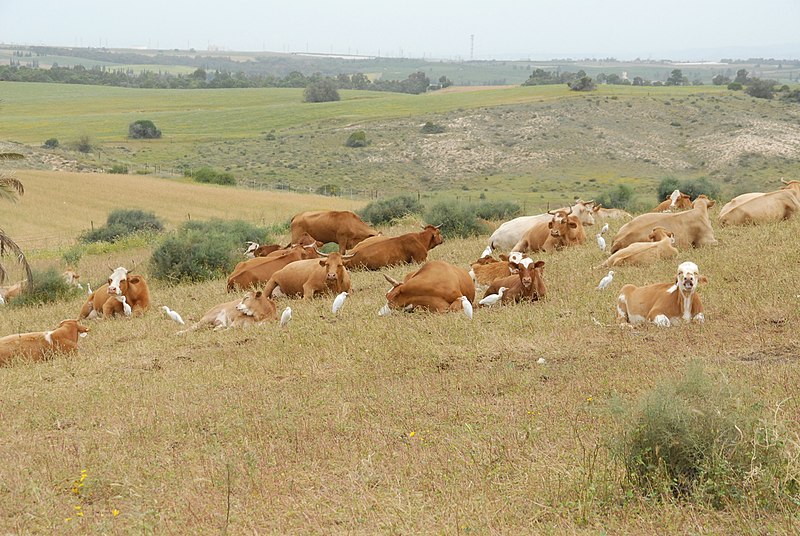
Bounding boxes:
78 266 150 319
616 261 707 327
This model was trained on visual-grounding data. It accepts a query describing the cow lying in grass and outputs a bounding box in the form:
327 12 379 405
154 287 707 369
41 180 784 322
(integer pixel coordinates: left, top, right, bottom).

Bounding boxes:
616 261 706 327
0 319 89 367
483 257 546 304
177 291 277 334
600 227 678 268
79 266 150 319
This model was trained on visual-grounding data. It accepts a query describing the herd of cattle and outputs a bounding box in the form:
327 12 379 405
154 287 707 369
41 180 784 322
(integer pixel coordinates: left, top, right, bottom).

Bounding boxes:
1 179 798 366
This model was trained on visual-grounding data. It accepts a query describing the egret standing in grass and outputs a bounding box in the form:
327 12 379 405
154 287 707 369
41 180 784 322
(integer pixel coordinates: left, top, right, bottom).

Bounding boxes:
280 306 292 327
596 233 606 252
378 303 391 316
86 283 92 295
118 295 132 317
332 291 348 314
479 286 507 306
601 223 609 234
597 270 614 290
161 305 185 325
459 296 473 320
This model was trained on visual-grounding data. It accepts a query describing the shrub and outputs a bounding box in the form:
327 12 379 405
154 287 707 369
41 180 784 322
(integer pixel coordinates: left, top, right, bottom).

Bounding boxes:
656 177 681 202
357 195 424 225
657 177 720 203
345 131 369 148
596 184 635 210
421 121 445 134
10 267 80 307
192 167 236 186
76 135 92 153
128 119 162 139
108 164 128 174
150 219 272 282
315 184 340 196
43 138 59 149
81 209 164 243
303 79 340 103
569 76 596 91
424 201 488 238
610 363 796 506
727 82 743 91
473 200 521 220
745 78 777 100
61 245 84 268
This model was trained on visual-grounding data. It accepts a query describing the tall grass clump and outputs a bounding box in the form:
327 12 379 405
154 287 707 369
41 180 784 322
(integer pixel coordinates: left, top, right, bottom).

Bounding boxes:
473 200 521 221
10 267 80 307
80 209 164 243
357 195 423 226
610 362 798 508
425 201 488 238
150 219 272 282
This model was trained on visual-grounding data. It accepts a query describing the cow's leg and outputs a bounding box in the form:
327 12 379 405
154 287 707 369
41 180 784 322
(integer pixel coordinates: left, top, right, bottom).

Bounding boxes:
615 294 629 324
302 283 317 299
652 314 671 327
101 296 122 317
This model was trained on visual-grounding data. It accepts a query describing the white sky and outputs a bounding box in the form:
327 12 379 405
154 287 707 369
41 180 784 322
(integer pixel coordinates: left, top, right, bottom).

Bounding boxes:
1 0 799 60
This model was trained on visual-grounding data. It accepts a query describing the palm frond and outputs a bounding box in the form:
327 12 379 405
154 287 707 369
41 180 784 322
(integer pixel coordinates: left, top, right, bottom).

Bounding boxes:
0 176 24 202
0 229 32 286
0 152 24 161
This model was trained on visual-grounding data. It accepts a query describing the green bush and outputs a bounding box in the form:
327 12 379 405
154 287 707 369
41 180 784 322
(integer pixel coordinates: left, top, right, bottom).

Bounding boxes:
150 219 272 282
745 78 777 100
61 245 84 268
596 184 635 210
108 164 128 174
727 82 743 91
345 131 370 148
421 121 445 134
128 119 162 139
474 200 521 220
303 79 340 103
76 135 92 153
656 177 681 202
357 195 424 225
43 138 59 149
10 268 80 307
192 167 236 186
657 177 720 203
610 363 796 506
81 209 164 243
425 201 488 238
315 184 340 196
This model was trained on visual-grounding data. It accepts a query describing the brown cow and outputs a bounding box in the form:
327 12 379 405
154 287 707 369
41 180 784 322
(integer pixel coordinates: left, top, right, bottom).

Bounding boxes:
0 280 27 304
616 261 706 327
600 227 678 268
227 244 319 291
511 211 565 253
541 211 586 252
290 210 379 253
177 291 278 334
78 267 150 319
345 225 443 270
719 179 800 226
469 251 522 292
611 195 717 253
263 251 352 299
592 204 632 220
379 260 475 314
489 200 595 252
652 190 692 212
0 319 89 367
483 258 546 304
246 233 323 259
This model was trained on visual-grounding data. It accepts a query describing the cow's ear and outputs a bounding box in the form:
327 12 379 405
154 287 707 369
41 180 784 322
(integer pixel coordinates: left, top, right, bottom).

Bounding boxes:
699 275 708 285
499 254 509 261
707 199 715 207
548 221 554 229
534 260 545 270
319 259 327 266
128 276 140 284
569 221 578 228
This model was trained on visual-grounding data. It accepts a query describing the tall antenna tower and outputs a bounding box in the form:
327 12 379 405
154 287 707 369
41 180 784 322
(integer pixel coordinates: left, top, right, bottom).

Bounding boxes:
470 34 474 60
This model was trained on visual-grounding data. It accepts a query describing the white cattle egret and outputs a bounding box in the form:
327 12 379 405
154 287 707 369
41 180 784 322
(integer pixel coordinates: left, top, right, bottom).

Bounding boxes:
86 283 93 295
0 294 5 305
161 305 185 325
479 286 507 306
459 296 473 320
597 270 615 290
332 291 348 314
480 245 493 258
117 295 132 316
280 307 292 327
378 303 391 316
537 357 546 365
596 234 606 251
601 223 609 234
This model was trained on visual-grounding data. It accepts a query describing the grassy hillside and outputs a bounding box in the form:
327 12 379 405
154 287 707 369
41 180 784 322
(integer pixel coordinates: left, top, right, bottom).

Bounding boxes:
0 208 798 532
2 81 799 210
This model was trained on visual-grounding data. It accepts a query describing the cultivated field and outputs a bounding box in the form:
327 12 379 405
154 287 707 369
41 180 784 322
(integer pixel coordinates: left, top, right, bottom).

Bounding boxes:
0 177 799 532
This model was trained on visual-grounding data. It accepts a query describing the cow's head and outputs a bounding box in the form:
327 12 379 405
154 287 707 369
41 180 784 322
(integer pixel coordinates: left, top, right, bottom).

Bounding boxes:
509 257 544 290
549 213 583 241
106 266 130 295
422 224 444 249
245 242 259 258
63 270 80 285
648 227 675 244
293 232 324 249
317 251 352 282
572 200 596 226
669 261 707 295
299 244 321 260
58 319 90 339
236 290 275 319
693 195 715 209
547 209 569 237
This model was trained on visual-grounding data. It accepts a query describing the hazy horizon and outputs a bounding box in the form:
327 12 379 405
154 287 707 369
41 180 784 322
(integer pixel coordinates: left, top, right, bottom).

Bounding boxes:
2 0 799 62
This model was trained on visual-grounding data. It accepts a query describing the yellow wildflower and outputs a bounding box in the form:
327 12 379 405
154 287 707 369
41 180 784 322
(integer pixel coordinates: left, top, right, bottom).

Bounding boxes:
112 509 120 517
409 431 416 437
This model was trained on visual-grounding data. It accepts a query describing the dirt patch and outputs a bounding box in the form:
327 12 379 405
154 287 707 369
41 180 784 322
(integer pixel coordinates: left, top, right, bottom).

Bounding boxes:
734 343 799 364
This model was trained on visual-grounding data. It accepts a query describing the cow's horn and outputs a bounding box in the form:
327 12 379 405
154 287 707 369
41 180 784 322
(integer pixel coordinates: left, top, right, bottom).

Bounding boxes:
434 223 443 229
383 274 401 286
566 206 573 215
342 253 356 259
781 177 789 184
314 246 329 257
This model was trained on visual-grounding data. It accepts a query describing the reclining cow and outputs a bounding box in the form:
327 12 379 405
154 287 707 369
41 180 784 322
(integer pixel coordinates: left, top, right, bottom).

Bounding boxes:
263 251 352 299
600 227 678 268
79 266 150 319
488 200 595 252
177 291 278 334
616 261 707 327
380 260 475 314
345 225 443 270
483 257 546 304
227 244 319 291
0 319 89 367
719 179 800 226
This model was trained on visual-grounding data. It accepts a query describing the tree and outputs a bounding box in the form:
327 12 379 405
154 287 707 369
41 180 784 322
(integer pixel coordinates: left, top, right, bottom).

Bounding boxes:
128 119 162 139
0 173 33 287
632 76 646 86
303 79 340 103
734 69 750 84
666 69 688 86
438 75 453 88
745 78 777 99
569 76 596 91
712 74 730 86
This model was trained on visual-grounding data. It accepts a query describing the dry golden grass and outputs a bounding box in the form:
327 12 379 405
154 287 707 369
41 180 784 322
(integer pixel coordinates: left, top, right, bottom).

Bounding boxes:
3 170 362 249
0 206 799 533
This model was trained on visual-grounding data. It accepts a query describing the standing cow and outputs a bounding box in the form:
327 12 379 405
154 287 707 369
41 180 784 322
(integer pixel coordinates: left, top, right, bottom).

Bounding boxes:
290 210 379 253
